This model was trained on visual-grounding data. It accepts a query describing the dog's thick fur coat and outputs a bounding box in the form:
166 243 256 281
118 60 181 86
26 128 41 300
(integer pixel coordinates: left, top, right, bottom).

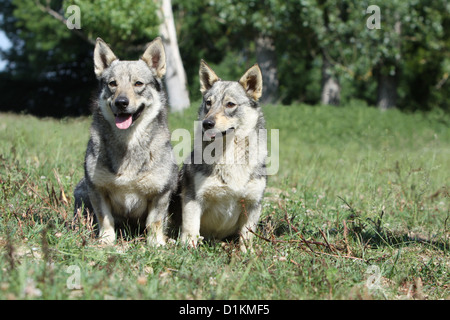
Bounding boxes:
74 38 178 245
179 61 267 251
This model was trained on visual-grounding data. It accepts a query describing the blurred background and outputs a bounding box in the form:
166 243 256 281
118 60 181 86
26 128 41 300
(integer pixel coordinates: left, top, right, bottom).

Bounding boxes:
0 0 448 117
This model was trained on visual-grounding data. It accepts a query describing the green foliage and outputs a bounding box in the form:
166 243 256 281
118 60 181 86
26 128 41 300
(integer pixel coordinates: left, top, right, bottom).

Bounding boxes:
66 0 160 58
13 0 69 53
174 0 449 109
6 0 161 67
355 0 449 110
0 0 448 113
0 0 163 116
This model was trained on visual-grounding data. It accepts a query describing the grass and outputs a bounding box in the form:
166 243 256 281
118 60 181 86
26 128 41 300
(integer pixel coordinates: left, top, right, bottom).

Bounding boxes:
0 104 449 300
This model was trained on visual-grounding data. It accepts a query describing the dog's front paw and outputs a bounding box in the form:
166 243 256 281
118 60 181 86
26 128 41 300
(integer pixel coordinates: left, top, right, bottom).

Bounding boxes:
98 222 116 245
147 234 166 247
181 234 204 248
98 231 116 246
239 241 254 254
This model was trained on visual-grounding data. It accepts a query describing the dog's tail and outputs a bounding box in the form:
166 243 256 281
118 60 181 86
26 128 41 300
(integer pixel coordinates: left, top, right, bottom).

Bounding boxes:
167 173 182 238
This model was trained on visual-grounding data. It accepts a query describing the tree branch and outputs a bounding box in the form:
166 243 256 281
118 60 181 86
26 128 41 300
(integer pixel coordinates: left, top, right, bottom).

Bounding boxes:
34 0 95 46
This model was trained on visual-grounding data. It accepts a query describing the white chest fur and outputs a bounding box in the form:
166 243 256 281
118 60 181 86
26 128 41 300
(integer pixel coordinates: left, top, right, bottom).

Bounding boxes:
194 165 265 239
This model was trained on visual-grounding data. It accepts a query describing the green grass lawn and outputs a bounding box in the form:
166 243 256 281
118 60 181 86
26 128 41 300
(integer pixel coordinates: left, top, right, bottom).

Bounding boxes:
0 104 449 300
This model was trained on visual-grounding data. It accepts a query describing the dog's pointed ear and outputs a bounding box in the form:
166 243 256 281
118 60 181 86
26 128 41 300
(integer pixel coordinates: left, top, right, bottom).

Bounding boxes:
239 64 263 101
141 37 166 78
94 38 118 78
199 60 220 95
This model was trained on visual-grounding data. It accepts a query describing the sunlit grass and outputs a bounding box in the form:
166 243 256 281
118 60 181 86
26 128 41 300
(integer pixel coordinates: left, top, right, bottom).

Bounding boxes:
0 104 448 300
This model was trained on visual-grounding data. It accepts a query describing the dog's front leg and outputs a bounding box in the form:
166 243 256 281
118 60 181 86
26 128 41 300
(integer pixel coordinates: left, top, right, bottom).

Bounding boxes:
180 198 203 247
238 202 262 253
90 192 116 245
145 191 170 246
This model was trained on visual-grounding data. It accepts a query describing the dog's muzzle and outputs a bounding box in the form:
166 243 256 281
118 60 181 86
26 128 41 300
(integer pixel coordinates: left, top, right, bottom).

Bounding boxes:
112 99 145 130
202 119 235 140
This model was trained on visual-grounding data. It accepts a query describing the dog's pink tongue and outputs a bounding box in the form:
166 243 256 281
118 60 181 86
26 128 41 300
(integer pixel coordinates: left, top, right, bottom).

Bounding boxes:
115 114 132 130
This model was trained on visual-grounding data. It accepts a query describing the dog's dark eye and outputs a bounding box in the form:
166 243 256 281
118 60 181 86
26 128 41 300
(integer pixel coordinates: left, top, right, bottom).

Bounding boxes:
135 81 144 87
108 80 117 87
226 102 236 108
205 99 212 107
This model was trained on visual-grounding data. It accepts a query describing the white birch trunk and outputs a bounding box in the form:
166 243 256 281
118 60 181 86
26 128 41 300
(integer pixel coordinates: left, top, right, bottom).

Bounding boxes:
159 0 190 111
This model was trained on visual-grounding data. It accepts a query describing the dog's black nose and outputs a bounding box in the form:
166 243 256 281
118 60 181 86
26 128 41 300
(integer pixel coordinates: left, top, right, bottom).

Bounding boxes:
202 119 215 130
115 96 129 109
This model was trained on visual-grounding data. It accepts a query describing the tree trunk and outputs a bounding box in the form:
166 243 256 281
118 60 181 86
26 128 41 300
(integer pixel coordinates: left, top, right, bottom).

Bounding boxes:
320 52 341 106
159 0 190 112
376 70 397 110
376 20 401 110
255 35 278 104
